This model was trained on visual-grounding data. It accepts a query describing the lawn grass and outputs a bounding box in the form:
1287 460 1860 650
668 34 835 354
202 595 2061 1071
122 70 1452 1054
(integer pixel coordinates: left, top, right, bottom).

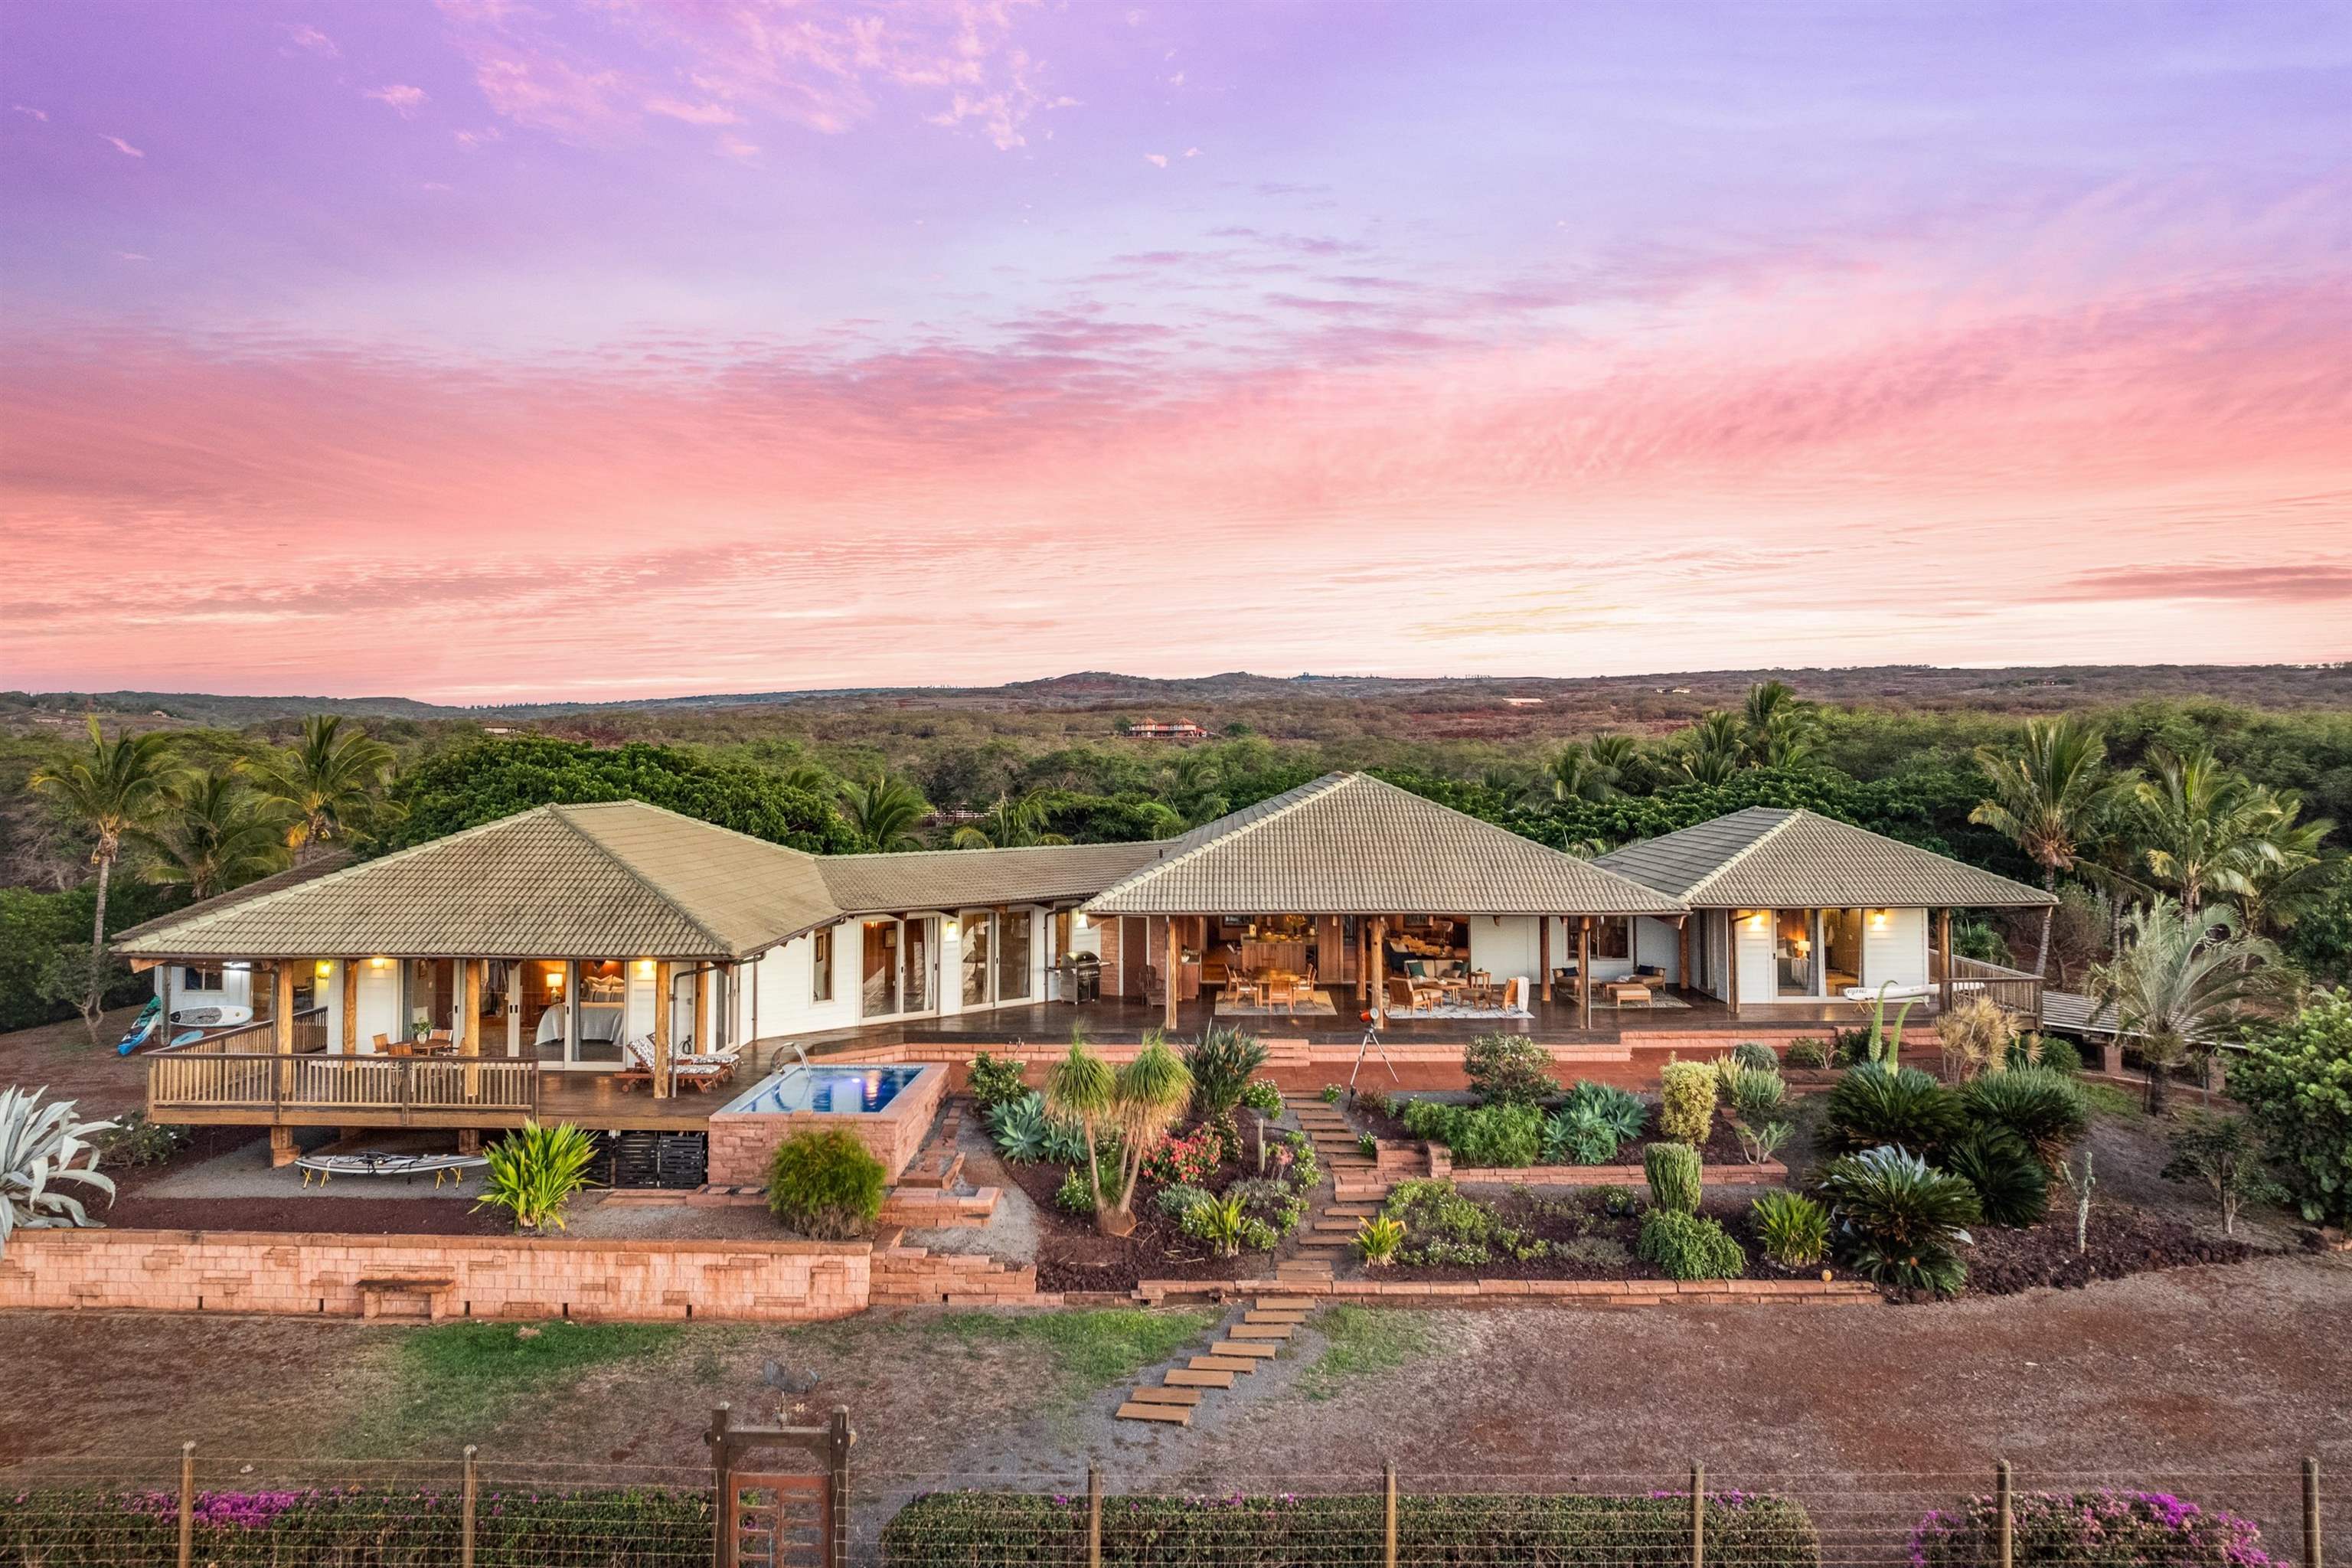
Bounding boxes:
924 1308 1214 1406
337 1319 683 1455
1297 1306 1435 1401
2080 1080 2144 1119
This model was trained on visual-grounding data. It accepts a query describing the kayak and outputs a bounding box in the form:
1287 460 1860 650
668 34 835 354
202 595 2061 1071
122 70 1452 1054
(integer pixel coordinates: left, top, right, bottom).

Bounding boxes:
116 999 163 1056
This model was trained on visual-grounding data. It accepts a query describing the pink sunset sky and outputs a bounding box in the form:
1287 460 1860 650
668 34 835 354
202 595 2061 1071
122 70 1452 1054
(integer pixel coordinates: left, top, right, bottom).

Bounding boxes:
3 2 2349 701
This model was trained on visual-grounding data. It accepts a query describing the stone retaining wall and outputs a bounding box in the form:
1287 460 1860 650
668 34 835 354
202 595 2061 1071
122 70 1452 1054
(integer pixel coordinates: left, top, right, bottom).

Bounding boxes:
1437 1158 1790 1186
0 1229 870 1323
1136 1275 1880 1307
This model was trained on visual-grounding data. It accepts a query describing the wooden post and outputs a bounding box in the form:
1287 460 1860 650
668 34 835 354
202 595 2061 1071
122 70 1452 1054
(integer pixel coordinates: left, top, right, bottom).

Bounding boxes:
1539 917 1553 1004
1727 916 1742 1020
1086 1464 1104 1568
461 1443 479 1568
273 961 296 1100
1996 1459 2013 1568
340 960 358 1055
1690 1459 1705 1568
1577 918 1593 1032
1370 917 1388 1026
707 1403 732 1568
177 1440 195 1568
826 1405 851 1568
1677 916 1691 995
694 965 711 1055
1937 909 1954 1013
2307 1456 2324 1568
1383 1458 1399 1568
506 965 521 1059
652 962 673 1099
462 959 483 1099
1163 917 1180 1031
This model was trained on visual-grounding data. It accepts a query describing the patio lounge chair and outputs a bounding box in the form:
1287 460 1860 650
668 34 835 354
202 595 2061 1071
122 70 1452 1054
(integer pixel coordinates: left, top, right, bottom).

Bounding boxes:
617 1032 741 1091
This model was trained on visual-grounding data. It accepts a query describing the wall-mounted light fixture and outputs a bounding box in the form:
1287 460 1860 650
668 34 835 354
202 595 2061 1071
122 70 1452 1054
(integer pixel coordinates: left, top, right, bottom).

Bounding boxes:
368 956 390 970
636 959 656 978
1073 912 1089 930
1744 912 1769 933
944 918 959 939
315 959 334 978
1868 910 1890 930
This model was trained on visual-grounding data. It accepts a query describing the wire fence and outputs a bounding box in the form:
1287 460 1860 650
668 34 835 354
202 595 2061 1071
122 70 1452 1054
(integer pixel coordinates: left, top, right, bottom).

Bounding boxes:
1 1447 2335 1568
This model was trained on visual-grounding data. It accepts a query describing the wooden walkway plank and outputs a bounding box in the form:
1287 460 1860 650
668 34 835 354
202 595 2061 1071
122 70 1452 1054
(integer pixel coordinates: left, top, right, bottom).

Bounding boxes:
1254 1295 1315 1309
1129 1386 1201 1406
1191 1355 1256 1374
1165 1367 1235 1387
1227 1324 1294 1341
1116 1402 1191 1426
1209 1340 1279 1359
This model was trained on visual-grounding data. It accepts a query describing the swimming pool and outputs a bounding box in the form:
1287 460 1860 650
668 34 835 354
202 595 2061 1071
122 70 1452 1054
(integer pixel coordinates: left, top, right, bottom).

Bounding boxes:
723 1063 928 1116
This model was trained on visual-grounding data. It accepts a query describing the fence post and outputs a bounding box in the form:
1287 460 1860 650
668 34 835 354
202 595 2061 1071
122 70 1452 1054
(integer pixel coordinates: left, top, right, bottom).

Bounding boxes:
1690 1460 1705 1568
177 1441 195 1568
2308 1456 2324 1568
1383 1459 1399 1568
461 1444 479 1568
1996 1460 2013 1568
827 1405 851 1568
707 1403 733 1568
1087 1465 1104 1568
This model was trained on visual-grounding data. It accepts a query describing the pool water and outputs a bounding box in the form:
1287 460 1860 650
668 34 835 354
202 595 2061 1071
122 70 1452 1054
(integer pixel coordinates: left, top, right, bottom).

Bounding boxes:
724 1064 925 1116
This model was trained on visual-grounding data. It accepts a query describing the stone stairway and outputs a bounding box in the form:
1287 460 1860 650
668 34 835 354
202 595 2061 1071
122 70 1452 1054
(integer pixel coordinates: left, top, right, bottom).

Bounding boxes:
1286 1093 1391 1250
1113 1296 1312 1426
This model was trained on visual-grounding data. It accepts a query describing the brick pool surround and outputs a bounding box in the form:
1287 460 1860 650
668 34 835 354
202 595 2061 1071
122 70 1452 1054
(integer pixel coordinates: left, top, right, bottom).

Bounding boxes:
704 1060 949 1187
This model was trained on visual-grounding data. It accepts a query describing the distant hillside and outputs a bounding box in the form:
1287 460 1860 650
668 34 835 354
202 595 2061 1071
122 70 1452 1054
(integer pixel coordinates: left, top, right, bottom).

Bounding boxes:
10 663 2348 732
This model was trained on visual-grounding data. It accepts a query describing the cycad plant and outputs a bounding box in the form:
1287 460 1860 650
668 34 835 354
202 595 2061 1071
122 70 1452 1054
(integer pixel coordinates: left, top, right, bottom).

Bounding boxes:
2087 898 2278 1111
1821 1066 1964 1158
473 1122 599 1231
0 1088 119 1259
1818 1145 1981 1295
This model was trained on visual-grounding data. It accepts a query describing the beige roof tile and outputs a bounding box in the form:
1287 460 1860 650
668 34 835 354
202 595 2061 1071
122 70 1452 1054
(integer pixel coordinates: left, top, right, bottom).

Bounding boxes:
1082 773 1687 916
115 801 838 960
1592 806 2053 909
818 841 1165 914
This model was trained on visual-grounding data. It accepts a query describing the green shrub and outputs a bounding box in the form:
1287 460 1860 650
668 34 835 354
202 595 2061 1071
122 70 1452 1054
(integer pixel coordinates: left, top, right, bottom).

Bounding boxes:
1355 1214 1405 1266
1960 1067 2089 1171
1943 1127 2050 1228
766 1129 887 1239
1382 1179 1547 1266
1400 1099 1543 1168
878 1489 1822 1568
1726 1065 1787 1120
1750 1191 1829 1268
1784 1037 1831 1070
1636 1209 1746 1280
1818 1145 1981 1295
474 1122 598 1233
96 1111 190 1168
964 1052 1027 1115
1731 1041 1781 1072
1909 1488 2283 1568
1643 1141 1703 1214
1054 1168 1094 1214
2162 1110 2286 1236
1657 1058 1718 1143
0 1482 714 1566
985 1091 1050 1161
2228 990 2352 1226
1239 1079 1284 1116
1821 1067 1964 1158
1182 1025 1269 1123
1154 1182 1213 1220
1465 1034 1557 1106
2030 1036 2083 1075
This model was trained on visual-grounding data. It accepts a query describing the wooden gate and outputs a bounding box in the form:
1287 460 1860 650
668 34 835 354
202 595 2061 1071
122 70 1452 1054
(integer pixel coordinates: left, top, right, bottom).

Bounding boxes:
707 1403 851 1568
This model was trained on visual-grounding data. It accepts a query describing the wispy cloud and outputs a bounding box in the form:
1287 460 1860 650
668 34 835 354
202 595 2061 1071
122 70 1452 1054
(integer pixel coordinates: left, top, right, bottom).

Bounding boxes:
100 133 143 158
11 103 48 122
283 24 339 59
365 84 430 116
1143 152 1167 168
2036 563 2352 604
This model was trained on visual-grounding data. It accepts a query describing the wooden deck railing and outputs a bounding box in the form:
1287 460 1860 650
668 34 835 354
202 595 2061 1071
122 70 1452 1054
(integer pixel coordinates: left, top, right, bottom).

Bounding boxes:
149 1051 539 1122
159 1007 327 1054
1936 956 2043 1028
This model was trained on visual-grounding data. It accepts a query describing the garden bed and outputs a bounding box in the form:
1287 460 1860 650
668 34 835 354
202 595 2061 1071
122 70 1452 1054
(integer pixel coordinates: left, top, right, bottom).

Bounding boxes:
1001 1155 1265 1293
1932 1204 2257 1300
1364 1186 1770 1284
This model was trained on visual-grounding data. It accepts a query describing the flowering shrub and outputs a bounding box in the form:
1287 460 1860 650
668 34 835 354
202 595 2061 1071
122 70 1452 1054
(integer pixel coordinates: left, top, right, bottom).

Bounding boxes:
1909 1489 2282 1568
1140 1129 1223 1187
2 1484 710 1565
881 1488 1820 1566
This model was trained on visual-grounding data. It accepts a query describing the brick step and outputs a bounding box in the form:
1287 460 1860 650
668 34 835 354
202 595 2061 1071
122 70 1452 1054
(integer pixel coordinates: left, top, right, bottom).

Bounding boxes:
896 1149 967 1190
1191 1355 1256 1374
1295 1234 1353 1248
1129 1386 1201 1406
1312 1218 1367 1233
1165 1367 1235 1388
1116 1402 1191 1426
1208 1340 1279 1360
1227 1324 1293 1341
1325 1205 1380 1217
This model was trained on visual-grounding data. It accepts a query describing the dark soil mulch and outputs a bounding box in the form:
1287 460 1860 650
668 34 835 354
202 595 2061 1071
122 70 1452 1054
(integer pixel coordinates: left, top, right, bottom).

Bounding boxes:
1365 1187 1741 1282
1946 1204 2258 1298
1002 1156 1263 1293
105 1195 508 1236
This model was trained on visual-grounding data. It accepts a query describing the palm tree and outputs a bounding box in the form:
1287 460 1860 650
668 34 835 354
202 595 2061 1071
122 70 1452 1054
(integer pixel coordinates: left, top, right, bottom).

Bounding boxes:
2086 898 2278 1112
1677 710 1744 786
1587 733 1641 789
951 792 1070 849
1544 743 1620 804
29 718 186 1032
839 774 931 853
1741 681 1816 766
138 769 293 900
2231 792 2337 940
1968 717 2119 977
253 715 397 862
2129 746 2282 912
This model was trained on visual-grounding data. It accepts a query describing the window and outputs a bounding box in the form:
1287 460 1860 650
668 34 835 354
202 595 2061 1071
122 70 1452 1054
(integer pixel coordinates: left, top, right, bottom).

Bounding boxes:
812 929 834 1003
1590 917 1632 960
997 910 1033 1001
960 912 992 1008
180 965 225 991
1775 910 1818 998
861 920 900 1018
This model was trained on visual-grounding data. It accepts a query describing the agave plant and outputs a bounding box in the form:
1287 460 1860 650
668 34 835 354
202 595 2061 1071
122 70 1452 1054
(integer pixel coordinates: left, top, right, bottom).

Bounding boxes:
1562 1080 1648 1142
1818 1145 1981 1295
473 1122 599 1232
986 1093 1051 1162
0 1088 119 1258
1543 1105 1626 1165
